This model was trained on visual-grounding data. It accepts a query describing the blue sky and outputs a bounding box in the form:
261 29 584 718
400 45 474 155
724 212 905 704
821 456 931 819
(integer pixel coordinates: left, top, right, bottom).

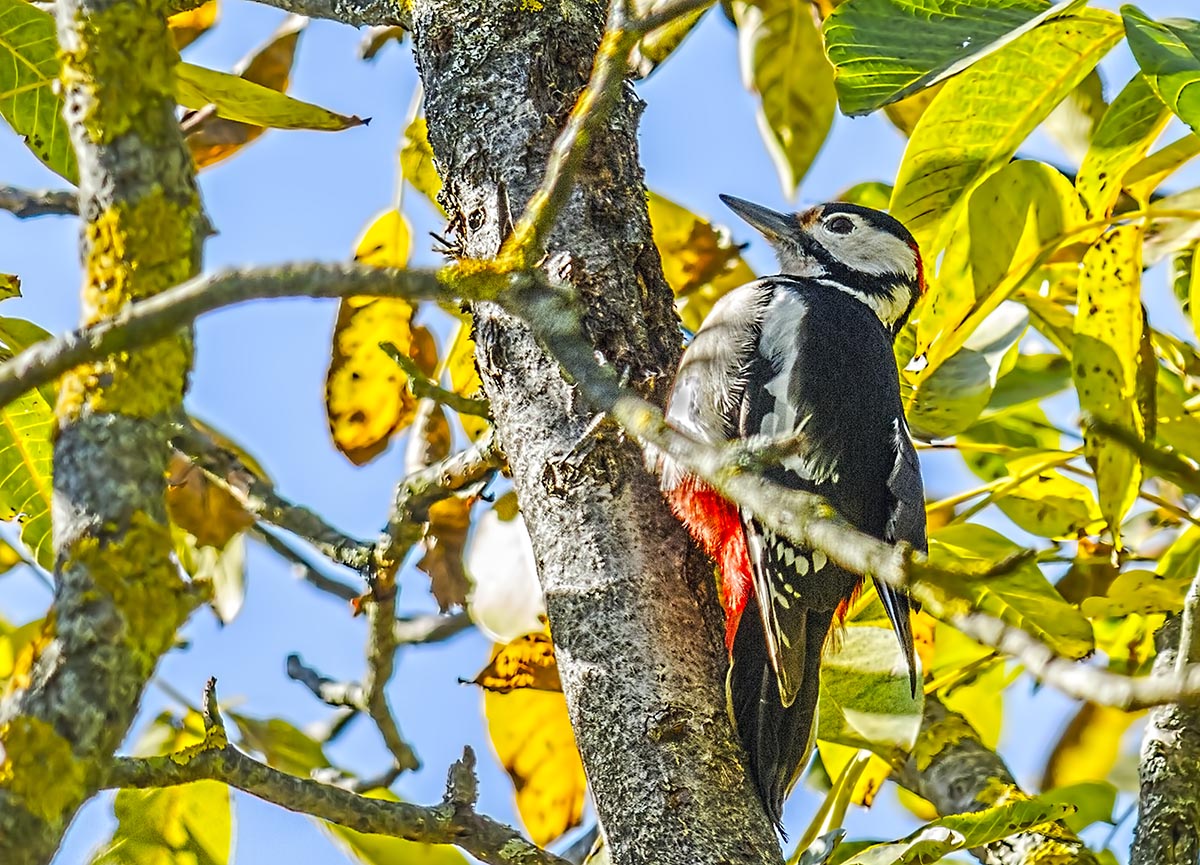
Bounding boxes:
0 1 1197 862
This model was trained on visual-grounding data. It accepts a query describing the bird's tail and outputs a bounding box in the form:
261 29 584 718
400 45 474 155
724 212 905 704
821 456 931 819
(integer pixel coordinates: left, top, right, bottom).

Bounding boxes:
728 597 834 831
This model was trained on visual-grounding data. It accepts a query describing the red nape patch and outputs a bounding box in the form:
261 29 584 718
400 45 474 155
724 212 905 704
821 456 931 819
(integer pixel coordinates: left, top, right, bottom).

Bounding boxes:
908 239 928 296
667 478 753 651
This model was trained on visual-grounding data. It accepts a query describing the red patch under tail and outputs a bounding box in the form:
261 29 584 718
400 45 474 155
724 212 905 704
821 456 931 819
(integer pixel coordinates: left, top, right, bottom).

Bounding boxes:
667 477 753 651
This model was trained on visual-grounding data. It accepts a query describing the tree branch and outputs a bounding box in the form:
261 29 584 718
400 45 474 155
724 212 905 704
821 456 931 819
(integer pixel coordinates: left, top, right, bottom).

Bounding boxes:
380 341 492 418
0 263 463 413
102 679 568 865
896 696 1100 865
252 527 361 603
172 422 378 576
0 186 78 219
245 0 406 27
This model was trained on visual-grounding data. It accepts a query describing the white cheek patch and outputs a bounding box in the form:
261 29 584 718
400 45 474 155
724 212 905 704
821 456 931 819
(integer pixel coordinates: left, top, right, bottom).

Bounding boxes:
823 230 916 280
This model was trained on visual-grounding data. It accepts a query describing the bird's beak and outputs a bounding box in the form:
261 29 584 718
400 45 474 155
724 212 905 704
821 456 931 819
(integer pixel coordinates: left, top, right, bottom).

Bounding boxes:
719 194 797 242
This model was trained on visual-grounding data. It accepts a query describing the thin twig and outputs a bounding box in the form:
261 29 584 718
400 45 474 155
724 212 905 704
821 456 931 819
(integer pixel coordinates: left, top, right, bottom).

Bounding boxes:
1086 416 1200 495
394 611 473 645
0 186 78 219
172 422 376 576
286 654 365 708
253 527 360 602
103 679 567 865
380 341 491 418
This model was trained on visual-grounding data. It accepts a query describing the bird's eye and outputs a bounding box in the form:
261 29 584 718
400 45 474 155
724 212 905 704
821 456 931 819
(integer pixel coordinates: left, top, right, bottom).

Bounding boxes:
826 215 855 235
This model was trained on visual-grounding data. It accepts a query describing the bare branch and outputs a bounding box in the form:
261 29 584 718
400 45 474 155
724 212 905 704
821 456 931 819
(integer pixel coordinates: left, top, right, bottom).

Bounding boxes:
103 680 567 865
379 427 504 570
361 566 421 774
252 527 360 603
173 422 377 576
0 262 465 413
244 0 407 28
286 654 365 709
0 186 78 219
394 611 472 645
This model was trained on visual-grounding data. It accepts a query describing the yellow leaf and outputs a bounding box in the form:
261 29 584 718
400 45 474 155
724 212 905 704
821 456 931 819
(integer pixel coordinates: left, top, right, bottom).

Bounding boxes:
168 0 218 50
647 191 756 333
883 82 943 138
185 16 305 169
176 61 365 132
0 275 20 300
401 117 445 215
1074 225 1145 536
484 668 586 846
1041 702 1140 790
419 497 472 612
165 452 254 549
732 0 835 195
445 317 489 440
326 211 417 465
472 632 562 693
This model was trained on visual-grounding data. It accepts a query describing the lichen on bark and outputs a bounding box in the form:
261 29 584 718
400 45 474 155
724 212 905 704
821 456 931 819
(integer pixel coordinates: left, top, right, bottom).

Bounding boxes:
409 1 782 862
0 0 206 859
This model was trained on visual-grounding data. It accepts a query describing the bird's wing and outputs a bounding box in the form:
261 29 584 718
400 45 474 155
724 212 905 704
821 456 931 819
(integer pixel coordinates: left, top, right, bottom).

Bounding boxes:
877 415 926 694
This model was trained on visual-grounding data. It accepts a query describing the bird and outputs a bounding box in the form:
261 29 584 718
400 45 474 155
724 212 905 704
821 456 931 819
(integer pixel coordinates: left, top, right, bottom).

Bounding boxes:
656 194 927 829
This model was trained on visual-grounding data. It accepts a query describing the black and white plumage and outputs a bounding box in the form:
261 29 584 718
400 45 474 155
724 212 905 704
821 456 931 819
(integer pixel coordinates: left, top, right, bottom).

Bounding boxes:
659 195 927 828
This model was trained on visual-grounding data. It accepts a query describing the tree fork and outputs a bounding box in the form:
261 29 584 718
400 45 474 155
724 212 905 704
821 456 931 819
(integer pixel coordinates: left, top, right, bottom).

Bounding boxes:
409 1 782 862
0 0 206 860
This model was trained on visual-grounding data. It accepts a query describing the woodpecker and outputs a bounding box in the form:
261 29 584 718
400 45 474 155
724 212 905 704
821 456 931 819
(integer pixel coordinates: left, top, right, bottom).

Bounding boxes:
658 195 927 828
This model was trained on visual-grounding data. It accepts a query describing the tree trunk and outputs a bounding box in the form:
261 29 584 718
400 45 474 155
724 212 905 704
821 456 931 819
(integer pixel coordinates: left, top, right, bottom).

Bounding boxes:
1130 615 1200 865
409 2 782 863
0 0 205 862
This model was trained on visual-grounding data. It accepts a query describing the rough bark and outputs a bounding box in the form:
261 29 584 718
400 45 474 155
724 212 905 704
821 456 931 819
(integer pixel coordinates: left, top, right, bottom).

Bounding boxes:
409 2 782 863
896 697 1099 865
0 0 205 860
1130 615 1200 865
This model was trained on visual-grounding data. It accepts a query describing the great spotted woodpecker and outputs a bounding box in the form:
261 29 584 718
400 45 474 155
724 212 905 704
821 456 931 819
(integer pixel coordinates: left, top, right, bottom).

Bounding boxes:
657 195 927 827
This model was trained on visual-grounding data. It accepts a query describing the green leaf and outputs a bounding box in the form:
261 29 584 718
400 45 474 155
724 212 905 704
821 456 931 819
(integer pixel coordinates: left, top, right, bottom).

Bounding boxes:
927 524 1094 659
1123 133 1200 201
0 0 77 182
890 8 1122 257
838 181 893 210
1157 523 1200 586
1076 74 1171 217
1074 226 1145 537
401 116 445 216
914 160 1083 368
1122 6 1200 136
93 785 231 865
984 353 1071 416
838 797 1074 865
1041 781 1116 833
0 317 55 405
823 0 1087 116
905 302 1028 439
229 712 330 777
647 191 757 333
1142 185 1200 267
959 408 1101 539
817 625 923 761
0 357 53 569
175 62 366 131
93 711 231 865
322 792 467 865
733 0 835 195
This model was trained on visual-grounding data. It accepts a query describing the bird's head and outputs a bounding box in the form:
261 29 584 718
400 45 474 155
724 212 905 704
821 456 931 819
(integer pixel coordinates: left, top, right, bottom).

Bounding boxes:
720 194 926 336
